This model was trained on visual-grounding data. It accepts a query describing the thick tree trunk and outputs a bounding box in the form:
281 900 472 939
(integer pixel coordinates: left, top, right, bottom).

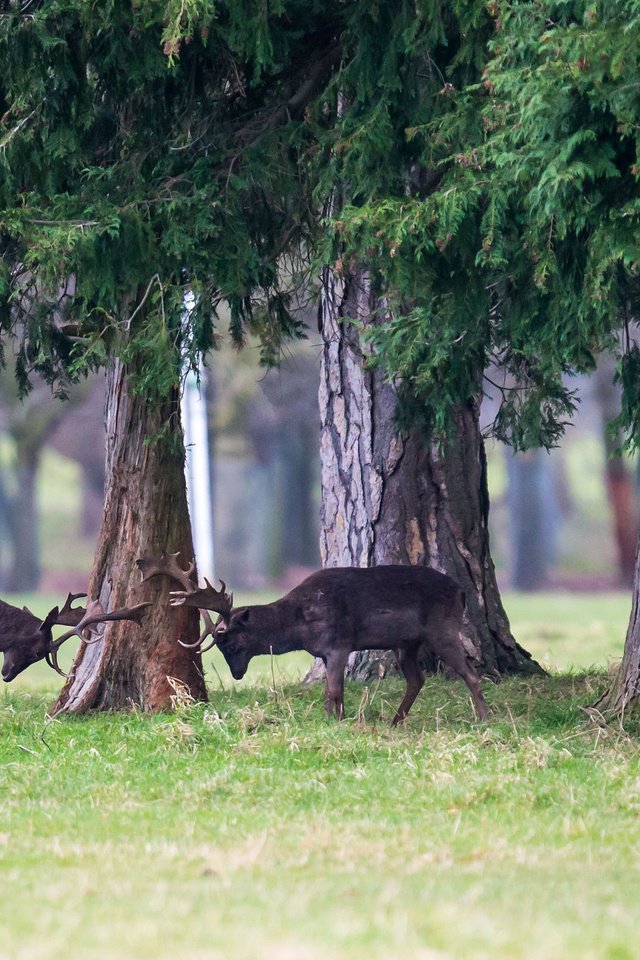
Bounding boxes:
313 266 540 681
52 355 207 714
595 537 640 716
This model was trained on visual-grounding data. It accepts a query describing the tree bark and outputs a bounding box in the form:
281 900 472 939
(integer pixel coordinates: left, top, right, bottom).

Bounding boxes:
52 355 207 714
313 266 540 681
595 538 640 716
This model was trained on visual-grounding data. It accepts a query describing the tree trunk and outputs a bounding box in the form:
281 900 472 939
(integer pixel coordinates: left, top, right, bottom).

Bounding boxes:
594 538 640 717
6 453 41 591
507 450 550 591
1 369 89 592
279 426 320 569
52 355 207 714
312 266 540 681
594 352 638 586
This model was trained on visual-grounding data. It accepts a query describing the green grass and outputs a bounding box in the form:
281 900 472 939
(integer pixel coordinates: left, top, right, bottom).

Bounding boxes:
506 591 630 672
1 592 638 960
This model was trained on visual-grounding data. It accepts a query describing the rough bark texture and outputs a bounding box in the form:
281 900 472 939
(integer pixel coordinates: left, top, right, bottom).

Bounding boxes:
313 267 540 681
52 356 207 714
595 539 640 717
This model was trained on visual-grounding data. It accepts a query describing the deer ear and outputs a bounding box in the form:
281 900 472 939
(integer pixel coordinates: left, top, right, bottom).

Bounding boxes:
40 607 59 631
238 609 250 624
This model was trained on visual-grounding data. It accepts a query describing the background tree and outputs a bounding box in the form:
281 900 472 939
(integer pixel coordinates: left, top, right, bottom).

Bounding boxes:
342 1 640 713
507 450 550 591
308 3 538 676
593 351 638 587
248 346 320 579
461 0 640 714
49 374 106 540
0 361 92 590
0 0 331 710
1 0 545 710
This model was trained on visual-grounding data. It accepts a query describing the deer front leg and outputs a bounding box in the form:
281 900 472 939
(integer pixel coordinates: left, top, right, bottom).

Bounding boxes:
324 649 349 720
392 647 425 725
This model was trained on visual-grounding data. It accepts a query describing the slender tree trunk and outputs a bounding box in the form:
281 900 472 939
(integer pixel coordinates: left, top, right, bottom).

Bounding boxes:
6 453 40 591
280 426 319 569
594 352 638 586
312 266 540 681
595 538 640 716
52 355 207 714
0 469 9 589
508 450 550 591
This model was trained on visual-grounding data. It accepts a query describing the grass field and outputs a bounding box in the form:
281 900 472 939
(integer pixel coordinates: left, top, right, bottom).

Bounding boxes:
1 591 639 960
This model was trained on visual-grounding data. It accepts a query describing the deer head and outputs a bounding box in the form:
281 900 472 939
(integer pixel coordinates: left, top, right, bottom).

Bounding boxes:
0 593 150 682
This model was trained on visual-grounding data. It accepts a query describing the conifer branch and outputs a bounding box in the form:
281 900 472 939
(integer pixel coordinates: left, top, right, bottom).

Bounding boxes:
0 105 39 152
234 42 341 146
25 219 100 228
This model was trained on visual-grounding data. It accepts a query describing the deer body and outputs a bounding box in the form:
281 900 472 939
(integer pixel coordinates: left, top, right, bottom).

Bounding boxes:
212 566 487 723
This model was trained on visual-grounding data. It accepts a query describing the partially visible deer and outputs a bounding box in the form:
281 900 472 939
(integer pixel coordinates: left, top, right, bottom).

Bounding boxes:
0 593 150 682
141 553 487 723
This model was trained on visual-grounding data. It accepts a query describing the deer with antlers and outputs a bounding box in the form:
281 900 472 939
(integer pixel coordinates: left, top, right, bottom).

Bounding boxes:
0 592 150 682
139 552 487 724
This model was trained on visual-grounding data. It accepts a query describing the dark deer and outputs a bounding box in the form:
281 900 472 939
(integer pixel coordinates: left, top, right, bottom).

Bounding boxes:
0 593 150 682
144 554 487 723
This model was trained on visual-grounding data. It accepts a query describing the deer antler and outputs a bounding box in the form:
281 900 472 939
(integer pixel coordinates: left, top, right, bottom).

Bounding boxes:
136 551 233 651
136 552 195 592
169 577 233 620
177 608 220 654
40 592 87 632
170 578 233 653
46 599 151 677
54 593 90 627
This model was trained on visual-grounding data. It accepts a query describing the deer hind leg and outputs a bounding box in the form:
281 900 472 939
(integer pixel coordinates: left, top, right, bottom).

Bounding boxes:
392 647 424 725
459 662 487 721
438 627 487 721
324 650 349 720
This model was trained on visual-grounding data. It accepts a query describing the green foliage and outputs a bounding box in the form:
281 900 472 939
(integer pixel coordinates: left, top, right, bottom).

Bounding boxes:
476 0 640 448
0 0 330 398
305 0 640 449
3 0 640 448
611 345 640 449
